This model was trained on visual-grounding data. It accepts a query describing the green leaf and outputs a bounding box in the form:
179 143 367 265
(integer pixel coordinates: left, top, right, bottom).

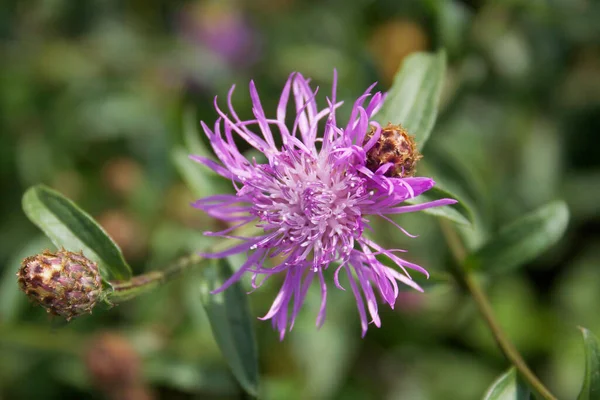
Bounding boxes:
483 368 531 400
172 146 212 198
578 327 600 400
374 50 446 151
172 146 231 199
199 258 259 396
290 288 359 399
467 201 569 273
22 185 132 281
405 185 473 225
182 107 214 161
145 357 238 395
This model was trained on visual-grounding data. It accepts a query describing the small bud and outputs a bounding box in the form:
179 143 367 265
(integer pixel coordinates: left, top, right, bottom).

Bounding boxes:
17 249 103 320
364 123 422 178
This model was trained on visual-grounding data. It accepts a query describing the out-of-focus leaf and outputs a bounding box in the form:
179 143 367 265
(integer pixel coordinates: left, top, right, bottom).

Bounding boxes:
374 51 446 151
198 258 259 396
291 287 358 399
433 1 471 58
183 107 214 160
405 186 473 225
145 358 239 395
380 253 453 290
21 185 132 281
52 358 90 391
577 327 600 400
467 201 569 273
483 368 530 400
172 146 212 198
565 172 600 221
172 146 231 199
0 236 51 324
410 270 453 290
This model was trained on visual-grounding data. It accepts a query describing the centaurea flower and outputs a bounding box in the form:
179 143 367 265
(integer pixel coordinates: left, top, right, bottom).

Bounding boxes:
192 72 456 339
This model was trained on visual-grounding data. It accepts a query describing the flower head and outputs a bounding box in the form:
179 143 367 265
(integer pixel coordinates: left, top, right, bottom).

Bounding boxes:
192 72 456 338
17 249 103 320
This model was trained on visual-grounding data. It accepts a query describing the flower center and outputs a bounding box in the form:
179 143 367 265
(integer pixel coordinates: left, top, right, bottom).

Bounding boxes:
244 149 368 268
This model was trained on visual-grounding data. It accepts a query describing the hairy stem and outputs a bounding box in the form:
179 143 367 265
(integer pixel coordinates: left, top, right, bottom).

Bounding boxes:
105 225 262 302
107 253 203 302
439 220 556 400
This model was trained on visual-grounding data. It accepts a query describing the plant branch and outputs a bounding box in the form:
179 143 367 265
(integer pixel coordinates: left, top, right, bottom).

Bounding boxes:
439 219 557 400
106 225 262 302
107 253 203 302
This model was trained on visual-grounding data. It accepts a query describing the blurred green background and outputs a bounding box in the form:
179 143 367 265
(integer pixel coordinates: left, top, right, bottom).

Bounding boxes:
1 0 600 399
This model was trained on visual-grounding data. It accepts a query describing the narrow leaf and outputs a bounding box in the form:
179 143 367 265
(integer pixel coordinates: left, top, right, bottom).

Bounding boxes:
578 327 600 400
483 368 531 400
183 107 214 160
145 358 238 395
290 288 358 399
375 50 446 151
22 185 132 281
405 185 473 225
172 146 231 199
172 146 211 198
467 201 569 273
199 258 259 396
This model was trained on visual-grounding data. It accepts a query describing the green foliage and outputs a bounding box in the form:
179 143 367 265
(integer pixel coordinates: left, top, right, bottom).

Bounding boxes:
374 50 446 151
466 201 569 273
173 109 232 198
22 185 132 281
171 146 213 198
198 259 260 396
182 108 214 162
405 185 473 225
290 288 359 399
578 328 600 400
1 0 599 399
483 368 531 400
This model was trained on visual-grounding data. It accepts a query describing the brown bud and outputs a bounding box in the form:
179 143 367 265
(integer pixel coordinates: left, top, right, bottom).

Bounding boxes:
364 123 422 178
17 249 103 320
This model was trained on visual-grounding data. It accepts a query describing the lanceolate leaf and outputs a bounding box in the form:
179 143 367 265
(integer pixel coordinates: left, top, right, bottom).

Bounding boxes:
22 185 132 281
182 107 214 161
483 368 530 400
375 50 446 151
405 185 473 226
172 146 231 199
172 146 212 198
466 201 569 273
199 258 259 396
577 327 600 400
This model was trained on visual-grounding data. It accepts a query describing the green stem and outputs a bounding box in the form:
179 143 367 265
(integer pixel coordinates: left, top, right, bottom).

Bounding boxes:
106 225 262 302
439 220 557 400
108 253 203 302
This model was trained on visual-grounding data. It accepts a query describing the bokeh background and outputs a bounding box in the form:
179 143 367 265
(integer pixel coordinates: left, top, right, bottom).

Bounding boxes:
1 0 600 399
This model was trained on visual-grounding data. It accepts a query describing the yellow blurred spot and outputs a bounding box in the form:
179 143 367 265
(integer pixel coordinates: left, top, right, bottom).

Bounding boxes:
368 20 429 85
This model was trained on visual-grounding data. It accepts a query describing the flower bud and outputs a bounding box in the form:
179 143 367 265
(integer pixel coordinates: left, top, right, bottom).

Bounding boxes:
364 123 422 178
17 249 103 320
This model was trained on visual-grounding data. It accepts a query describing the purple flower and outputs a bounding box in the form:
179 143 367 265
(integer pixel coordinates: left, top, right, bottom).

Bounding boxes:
191 72 456 339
